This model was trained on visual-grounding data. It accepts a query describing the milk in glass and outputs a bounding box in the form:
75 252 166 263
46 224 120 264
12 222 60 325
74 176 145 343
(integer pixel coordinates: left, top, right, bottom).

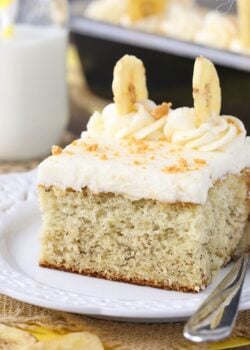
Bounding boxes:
0 24 68 160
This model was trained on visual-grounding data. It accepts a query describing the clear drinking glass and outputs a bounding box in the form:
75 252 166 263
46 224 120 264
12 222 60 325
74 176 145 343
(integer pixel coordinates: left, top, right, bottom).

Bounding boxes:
0 0 69 160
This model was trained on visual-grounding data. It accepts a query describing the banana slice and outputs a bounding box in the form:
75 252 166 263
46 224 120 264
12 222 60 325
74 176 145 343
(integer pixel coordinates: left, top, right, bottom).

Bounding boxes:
237 0 250 48
26 332 104 350
0 323 36 349
192 56 221 126
127 0 167 21
112 55 148 115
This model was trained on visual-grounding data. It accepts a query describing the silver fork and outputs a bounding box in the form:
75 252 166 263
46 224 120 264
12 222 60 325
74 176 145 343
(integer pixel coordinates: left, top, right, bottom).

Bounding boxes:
184 253 250 342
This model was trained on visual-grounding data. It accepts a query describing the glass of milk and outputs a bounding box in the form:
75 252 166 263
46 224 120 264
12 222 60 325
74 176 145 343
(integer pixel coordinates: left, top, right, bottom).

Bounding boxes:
0 0 69 160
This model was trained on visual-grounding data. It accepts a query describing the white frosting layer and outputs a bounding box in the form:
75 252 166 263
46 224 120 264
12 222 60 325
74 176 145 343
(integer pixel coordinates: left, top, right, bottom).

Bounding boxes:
38 122 250 205
38 101 250 204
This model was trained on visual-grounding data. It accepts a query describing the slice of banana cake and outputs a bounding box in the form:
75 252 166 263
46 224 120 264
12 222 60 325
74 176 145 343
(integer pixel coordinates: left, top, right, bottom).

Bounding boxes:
38 55 250 292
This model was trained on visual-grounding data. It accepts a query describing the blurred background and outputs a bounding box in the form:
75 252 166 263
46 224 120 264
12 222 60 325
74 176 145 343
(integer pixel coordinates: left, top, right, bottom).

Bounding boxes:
69 0 250 135
0 0 250 162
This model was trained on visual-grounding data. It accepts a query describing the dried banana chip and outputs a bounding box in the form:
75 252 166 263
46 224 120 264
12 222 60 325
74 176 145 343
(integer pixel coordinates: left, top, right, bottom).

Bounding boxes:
193 56 221 126
112 54 148 115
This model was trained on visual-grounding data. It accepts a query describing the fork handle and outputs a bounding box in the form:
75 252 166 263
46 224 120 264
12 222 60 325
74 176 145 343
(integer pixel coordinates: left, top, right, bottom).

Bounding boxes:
184 253 250 343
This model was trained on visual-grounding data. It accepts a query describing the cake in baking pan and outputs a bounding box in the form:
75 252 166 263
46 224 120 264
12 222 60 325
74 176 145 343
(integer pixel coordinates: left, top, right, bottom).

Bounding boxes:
38 55 250 292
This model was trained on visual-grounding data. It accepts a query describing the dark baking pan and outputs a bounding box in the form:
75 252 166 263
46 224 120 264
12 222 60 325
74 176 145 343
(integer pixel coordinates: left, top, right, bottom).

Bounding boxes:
70 2 250 129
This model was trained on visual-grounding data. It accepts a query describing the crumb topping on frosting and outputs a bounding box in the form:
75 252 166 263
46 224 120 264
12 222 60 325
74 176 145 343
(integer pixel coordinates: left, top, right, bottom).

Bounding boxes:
151 102 171 120
161 157 205 174
100 154 108 160
86 144 98 152
38 55 250 205
51 145 62 155
194 158 207 165
133 159 143 166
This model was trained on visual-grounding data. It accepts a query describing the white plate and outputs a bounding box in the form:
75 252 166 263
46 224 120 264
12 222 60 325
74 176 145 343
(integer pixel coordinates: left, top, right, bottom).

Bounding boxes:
0 171 250 323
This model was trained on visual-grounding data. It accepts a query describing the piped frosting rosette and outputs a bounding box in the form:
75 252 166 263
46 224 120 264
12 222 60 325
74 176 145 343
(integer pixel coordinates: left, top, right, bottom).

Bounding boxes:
87 100 169 140
164 108 246 152
86 54 246 152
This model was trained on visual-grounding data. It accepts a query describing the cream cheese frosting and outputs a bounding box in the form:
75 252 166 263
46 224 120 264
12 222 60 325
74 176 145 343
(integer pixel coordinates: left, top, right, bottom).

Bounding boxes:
163 107 246 152
38 102 250 205
87 101 246 152
38 55 250 205
87 100 167 141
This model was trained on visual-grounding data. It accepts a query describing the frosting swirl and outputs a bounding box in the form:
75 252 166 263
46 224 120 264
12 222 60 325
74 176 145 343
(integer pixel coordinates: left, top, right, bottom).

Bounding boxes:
87 100 167 141
163 107 246 152
87 102 246 152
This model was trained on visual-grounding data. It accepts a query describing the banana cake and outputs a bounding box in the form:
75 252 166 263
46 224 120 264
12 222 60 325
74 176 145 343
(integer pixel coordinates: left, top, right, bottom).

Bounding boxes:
38 55 250 292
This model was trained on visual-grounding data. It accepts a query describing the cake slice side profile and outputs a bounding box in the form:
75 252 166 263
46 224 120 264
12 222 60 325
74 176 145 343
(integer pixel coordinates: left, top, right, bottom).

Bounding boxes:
38 55 250 292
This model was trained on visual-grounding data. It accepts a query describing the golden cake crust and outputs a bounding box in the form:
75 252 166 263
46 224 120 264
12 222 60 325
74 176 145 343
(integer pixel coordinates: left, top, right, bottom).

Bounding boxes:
39 261 209 293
